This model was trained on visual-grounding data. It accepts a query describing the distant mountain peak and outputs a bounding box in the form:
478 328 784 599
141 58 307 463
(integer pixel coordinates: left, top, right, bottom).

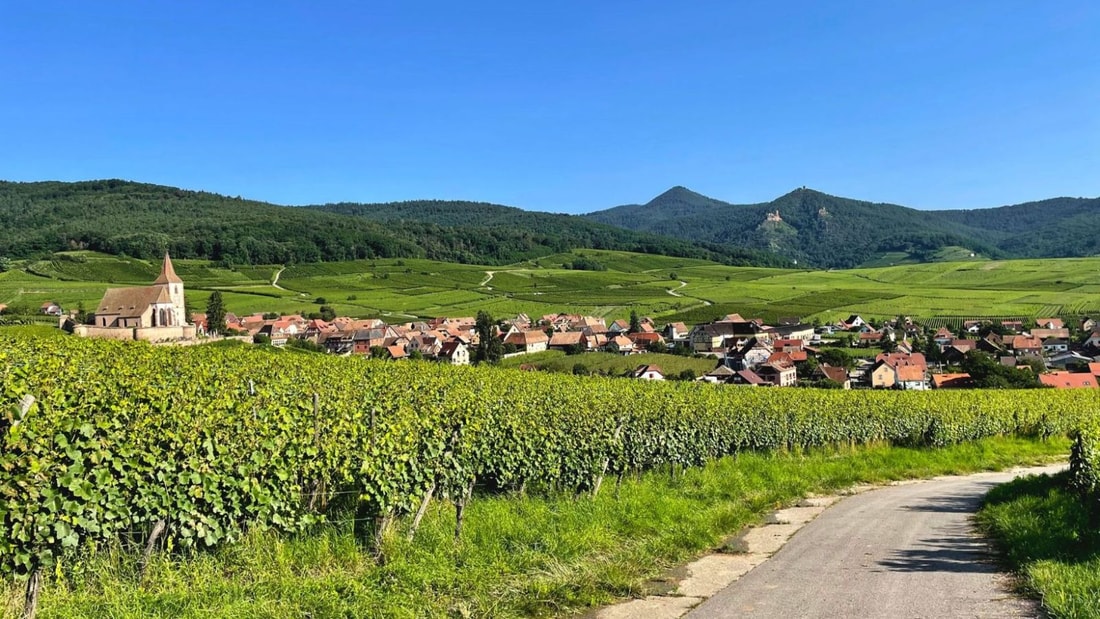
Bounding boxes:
648 185 709 204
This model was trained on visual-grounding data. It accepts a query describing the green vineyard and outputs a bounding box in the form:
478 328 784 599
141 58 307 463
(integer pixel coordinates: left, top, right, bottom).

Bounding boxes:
2 334 1098 589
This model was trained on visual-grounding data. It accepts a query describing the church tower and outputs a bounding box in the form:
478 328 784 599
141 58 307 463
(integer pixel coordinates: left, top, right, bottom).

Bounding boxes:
153 253 187 326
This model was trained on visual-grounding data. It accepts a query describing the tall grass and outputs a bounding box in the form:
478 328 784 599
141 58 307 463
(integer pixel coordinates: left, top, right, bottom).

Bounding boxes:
977 472 1100 618
5 437 1067 619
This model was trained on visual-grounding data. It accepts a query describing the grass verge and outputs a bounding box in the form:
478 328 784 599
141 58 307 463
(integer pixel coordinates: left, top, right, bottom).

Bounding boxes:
977 471 1100 618
5 436 1068 619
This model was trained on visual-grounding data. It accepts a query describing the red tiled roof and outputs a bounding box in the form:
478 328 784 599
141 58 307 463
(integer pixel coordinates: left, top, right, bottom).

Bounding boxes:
896 364 926 382
932 373 973 389
1039 372 1098 389
505 330 549 346
818 365 848 383
549 332 584 347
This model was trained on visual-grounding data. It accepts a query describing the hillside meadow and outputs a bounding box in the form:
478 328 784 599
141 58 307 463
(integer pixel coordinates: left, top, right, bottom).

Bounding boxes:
3 250 1100 323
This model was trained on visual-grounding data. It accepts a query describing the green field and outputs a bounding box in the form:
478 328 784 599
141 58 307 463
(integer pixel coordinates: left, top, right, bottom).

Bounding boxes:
3 250 1100 323
499 350 719 377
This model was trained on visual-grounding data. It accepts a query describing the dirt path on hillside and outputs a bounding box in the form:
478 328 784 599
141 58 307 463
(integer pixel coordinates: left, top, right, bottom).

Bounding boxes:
272 267 287 290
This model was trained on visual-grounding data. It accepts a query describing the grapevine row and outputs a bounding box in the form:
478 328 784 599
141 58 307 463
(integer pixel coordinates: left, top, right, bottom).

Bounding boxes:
2 335 1096 583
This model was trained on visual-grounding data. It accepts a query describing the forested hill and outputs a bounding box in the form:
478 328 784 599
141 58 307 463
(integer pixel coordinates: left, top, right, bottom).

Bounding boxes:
0 180 784 267
585 187 1100 268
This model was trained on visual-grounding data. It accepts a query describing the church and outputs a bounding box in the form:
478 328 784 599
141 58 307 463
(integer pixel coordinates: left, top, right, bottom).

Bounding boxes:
75 253 196 341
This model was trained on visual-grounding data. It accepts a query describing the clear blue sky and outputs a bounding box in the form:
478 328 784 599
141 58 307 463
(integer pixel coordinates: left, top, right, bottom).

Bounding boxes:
2 1 1097 213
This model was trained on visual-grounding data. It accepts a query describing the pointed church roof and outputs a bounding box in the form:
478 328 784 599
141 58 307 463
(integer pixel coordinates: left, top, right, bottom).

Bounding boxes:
153 253 183 285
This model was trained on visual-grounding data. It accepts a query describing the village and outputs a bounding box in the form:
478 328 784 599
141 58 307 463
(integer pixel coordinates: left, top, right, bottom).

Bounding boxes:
15 254 1099 391
181 309 1099 390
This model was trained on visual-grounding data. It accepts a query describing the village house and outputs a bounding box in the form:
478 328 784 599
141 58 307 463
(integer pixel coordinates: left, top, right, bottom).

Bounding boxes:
756 362 797 387
932 328 955 347
438 340 470 365
869 352 928 389
931 373 974 389
977 334 1006 355
1042 338 1070 354
1035 318 1065 330
723 337 773 370
840 314 866 329
895 364 929 390
1010 335 1043 357
663 322 690 343
1031 328 1071 341
40 301 63 316
763 322 815 342
630 364 665 380
1046 351 1093 370
628 332 663 350
606 334 636 354
548 331 587 351
504 330 549 354
1039 372 1098 389
608 319 631 334
728 368 767 386
858 331 884 347
811 364 850 389
1082 330 1100 350
701 365 737 384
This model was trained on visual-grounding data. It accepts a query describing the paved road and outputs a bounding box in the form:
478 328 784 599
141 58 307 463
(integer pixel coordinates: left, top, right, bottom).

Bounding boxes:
688 465 1062 619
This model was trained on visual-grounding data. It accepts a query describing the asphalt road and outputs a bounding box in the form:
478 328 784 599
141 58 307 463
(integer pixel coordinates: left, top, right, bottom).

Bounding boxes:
687 465 1062 619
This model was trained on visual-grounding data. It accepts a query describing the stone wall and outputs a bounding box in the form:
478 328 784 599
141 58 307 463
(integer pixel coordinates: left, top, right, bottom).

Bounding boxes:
73 325 197 342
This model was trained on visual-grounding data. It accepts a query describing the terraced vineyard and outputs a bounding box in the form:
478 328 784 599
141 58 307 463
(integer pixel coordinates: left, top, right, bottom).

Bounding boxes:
3 250 1100 322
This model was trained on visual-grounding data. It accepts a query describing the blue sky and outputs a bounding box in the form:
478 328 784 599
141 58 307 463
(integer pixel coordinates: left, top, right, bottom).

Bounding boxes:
2 1 1097 212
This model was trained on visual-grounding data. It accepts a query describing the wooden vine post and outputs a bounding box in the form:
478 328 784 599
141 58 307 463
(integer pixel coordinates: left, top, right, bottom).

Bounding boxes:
139 519 168 578
454 478 474 543
592 422 624 498
23 569 41 619
16 395 39 619
407 481 436 541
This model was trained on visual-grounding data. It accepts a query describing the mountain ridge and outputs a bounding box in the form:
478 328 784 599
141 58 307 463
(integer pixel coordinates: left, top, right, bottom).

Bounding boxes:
585 186 1100 268
0 179 784 268
1 178 1096 270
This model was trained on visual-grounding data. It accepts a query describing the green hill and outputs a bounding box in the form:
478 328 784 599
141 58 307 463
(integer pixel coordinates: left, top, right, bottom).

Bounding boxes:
585 187 1100 268
0 180 782 267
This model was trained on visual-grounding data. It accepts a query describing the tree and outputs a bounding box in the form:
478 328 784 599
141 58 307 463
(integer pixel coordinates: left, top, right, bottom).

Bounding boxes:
475 310 503 365
74 302 89 325
678 369 696 381
629 310 641 334
0 256 12 273
819 348 852 369
319 305 336 322
205 291 227 335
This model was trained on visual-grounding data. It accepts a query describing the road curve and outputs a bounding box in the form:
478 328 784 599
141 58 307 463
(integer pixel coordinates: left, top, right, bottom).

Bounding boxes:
687 465 1062 619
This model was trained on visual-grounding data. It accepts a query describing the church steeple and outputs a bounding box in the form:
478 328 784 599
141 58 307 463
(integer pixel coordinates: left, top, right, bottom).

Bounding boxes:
154 252 183 285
